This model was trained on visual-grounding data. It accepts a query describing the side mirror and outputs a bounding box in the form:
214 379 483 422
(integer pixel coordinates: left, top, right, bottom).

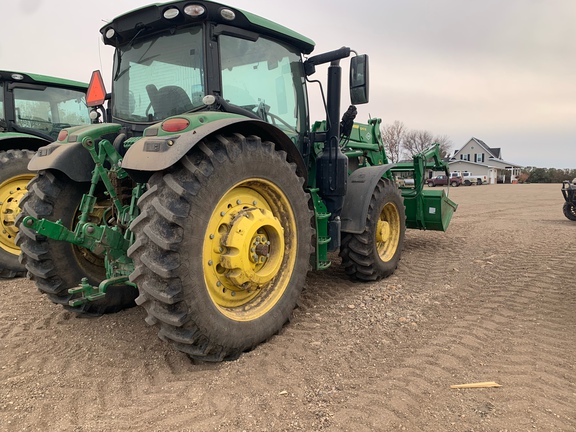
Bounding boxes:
350 54 369 105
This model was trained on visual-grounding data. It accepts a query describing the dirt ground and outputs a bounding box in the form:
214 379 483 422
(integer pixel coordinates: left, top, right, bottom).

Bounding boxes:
1 183 575 431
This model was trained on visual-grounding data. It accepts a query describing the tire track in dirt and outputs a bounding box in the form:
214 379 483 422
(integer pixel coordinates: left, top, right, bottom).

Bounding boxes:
322 189 576 431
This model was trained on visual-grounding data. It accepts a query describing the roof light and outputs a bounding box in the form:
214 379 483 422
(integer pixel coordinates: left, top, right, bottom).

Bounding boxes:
184 4 206 17
220 8 236 20
105 28 115 39
163 7 180 19
162 118 190 133
202 95 216 105
11 74 24 81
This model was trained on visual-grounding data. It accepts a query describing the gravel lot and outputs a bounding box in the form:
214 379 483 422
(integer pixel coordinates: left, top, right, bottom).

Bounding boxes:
1 183 574 431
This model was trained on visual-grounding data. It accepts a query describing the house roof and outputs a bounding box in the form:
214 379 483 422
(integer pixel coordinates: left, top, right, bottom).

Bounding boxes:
469 137 500 158
489 147 501 158
487 157 522 168
449 160 488 168
448 159 522 169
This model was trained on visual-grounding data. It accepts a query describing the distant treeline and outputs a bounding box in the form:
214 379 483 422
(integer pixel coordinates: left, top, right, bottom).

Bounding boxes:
519 167 576 183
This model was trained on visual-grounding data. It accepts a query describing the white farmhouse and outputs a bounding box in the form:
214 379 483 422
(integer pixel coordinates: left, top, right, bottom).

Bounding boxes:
448 137 523 184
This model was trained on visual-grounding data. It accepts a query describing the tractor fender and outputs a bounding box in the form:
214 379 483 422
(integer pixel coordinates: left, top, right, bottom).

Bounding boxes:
340 163 396 234
28 141 95 182
28 123 124 182
121 117 307 181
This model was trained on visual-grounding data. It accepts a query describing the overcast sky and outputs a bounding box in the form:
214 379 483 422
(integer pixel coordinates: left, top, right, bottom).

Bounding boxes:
2 0 575 168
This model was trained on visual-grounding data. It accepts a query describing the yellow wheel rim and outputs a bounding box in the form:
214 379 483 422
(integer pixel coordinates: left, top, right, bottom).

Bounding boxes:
0 174 34 255
203 180 297 322
376 202 401 262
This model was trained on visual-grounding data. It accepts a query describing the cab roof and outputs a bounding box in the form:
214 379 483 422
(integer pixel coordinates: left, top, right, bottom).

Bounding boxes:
100 0 315 55
0 70 88 90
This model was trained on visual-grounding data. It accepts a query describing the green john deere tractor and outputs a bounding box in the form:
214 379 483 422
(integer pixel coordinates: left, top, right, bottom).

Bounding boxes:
0 71 90 278
17 0 457 361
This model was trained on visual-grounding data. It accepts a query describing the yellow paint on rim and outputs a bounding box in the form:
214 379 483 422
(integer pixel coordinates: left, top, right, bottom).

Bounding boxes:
376 202 401 262
202 180 297 322
0 174 34 255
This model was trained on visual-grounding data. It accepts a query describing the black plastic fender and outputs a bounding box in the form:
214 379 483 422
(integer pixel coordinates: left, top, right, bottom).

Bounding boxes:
121 118 308 181
340 163 396 234
28 141 95 182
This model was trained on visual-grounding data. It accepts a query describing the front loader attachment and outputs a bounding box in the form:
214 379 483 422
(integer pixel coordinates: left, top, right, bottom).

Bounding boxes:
391 144 457 231
402 189 457 231
337 118 457 232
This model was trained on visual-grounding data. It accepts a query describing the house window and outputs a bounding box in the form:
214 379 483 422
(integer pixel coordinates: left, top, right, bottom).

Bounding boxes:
474 153 484 163
460 153 470 161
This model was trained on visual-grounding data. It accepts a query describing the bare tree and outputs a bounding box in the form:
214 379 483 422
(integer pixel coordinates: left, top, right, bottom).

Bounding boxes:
381 120 405 163
403 129 434 157
381 121 453 161
432 134 452 159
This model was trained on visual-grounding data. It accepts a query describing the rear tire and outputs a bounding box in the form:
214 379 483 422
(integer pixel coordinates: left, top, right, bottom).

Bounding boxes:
128 134 312 361
0 150 35 278
563 201 576 221
16 170 138 315
450 181 459 187
340 178 406 281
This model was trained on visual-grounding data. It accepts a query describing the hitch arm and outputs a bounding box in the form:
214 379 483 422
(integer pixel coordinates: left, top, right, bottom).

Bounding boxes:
22 216 79 244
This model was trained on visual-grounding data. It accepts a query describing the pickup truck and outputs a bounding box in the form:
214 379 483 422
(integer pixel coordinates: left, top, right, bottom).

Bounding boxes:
427 175 462 187
451 171 487 186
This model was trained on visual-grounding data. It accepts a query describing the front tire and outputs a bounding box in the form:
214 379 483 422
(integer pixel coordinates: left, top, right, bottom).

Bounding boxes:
0 150 35 278
128 134 312 361
340 178 406 281
563 201 576 221
16 170 138 314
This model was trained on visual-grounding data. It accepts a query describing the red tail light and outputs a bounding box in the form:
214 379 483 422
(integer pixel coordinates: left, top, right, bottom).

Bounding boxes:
162 118 190 132
57 130 69 142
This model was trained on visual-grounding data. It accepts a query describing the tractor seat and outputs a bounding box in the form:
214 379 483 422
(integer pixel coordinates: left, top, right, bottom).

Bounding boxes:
146 84 194 119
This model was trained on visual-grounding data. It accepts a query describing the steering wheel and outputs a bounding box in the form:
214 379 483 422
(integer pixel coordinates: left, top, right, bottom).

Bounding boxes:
242 102 294 130
266 112 294 130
